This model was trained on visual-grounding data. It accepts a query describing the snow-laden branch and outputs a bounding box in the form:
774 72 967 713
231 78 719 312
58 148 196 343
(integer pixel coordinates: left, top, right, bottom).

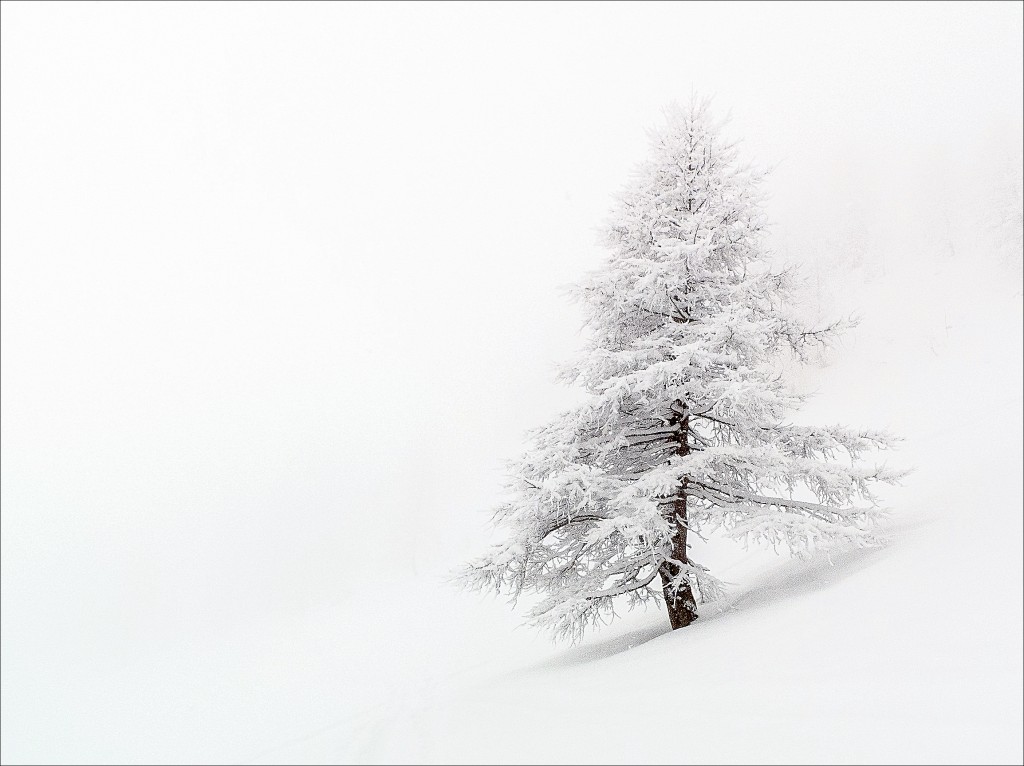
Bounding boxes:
688 479 859 521
583 566 660 600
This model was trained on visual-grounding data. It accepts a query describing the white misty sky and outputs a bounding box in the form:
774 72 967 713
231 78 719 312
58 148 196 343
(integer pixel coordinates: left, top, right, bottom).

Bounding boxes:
1 0 1021 727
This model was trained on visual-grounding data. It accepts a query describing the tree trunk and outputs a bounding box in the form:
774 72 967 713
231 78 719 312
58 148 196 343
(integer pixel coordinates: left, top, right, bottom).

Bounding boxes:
660 401 698 630
659 487 698 629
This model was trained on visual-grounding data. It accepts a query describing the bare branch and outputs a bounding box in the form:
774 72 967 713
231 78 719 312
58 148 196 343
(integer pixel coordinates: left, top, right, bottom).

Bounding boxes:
583 567 660 600
539 514 608 540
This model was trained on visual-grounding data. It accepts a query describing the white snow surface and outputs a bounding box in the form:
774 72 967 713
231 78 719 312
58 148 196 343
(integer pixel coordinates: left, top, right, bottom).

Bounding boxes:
2 4 1022 765
7 183 1020 766
266 255 1024 766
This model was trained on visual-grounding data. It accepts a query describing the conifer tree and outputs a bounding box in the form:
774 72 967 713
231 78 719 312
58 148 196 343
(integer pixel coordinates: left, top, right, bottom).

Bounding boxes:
461 100 903 641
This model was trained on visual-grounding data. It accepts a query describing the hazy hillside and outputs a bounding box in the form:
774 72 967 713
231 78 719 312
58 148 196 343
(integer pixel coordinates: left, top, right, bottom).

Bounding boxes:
250 188 1024 765
2 4 1021 765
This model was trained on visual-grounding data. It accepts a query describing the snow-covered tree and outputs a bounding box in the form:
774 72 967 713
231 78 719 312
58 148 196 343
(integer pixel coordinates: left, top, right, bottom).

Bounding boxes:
461 100 904 641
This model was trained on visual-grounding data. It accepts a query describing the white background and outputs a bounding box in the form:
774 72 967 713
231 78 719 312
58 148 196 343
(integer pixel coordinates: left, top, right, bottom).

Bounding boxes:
3 3 1022 763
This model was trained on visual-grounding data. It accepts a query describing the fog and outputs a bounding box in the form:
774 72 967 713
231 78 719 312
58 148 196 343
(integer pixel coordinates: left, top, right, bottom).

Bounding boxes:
2 3 1021 763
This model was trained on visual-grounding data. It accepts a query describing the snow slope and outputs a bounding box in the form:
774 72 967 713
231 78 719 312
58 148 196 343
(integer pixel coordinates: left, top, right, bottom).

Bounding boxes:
246 239 1023 765
3 136 1021 766
2 6 1021 764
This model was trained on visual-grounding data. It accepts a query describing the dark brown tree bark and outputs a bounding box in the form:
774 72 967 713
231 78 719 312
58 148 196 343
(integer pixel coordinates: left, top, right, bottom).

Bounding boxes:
660 400 699 630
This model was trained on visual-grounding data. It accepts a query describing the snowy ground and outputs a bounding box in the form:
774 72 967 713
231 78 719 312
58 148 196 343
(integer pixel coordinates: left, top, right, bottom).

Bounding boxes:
249 244 1024 765
6 214 1019 765
2 5 1021 764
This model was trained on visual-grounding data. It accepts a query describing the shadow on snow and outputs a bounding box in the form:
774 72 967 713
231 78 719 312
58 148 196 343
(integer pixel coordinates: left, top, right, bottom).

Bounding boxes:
531 535 910 672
